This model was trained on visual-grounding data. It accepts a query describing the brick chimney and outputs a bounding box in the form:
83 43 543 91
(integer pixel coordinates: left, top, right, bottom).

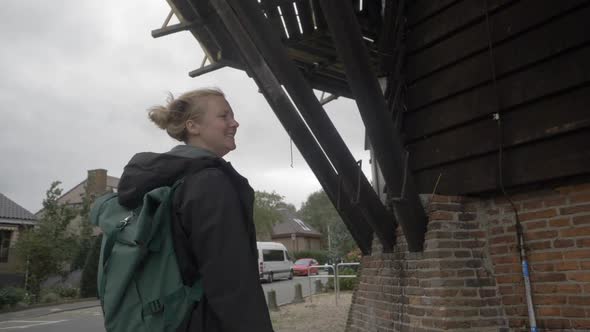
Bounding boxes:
87 169 108 196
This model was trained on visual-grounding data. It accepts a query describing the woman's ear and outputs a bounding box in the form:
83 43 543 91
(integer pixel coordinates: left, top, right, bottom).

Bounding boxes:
186 119 200 136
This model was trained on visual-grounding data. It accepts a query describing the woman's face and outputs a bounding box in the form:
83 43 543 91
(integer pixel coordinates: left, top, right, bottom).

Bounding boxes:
187 96 239 157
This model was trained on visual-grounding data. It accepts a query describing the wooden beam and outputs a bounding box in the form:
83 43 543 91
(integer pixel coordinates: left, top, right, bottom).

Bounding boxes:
295 0 315 35
213 0 398 251
277 0 302 40
206 0 377 253
259 0 288 40
320 0 427 252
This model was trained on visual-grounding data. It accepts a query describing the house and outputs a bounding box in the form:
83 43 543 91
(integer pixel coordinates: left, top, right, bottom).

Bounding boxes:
35 169 119 235
271 210 321 253
0 193 37 286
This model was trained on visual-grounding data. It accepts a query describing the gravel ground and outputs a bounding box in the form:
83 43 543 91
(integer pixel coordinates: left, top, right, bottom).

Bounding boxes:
270 292 352 332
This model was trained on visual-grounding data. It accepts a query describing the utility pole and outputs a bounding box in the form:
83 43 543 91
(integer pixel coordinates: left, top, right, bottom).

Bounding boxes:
327 224 332 255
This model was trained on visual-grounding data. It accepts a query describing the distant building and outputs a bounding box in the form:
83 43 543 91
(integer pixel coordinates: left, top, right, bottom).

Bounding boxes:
35 169 118 235
0 193 37 286
271 210 321 252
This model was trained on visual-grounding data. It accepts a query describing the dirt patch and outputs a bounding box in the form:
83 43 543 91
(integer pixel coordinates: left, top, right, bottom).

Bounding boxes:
270 292 352 332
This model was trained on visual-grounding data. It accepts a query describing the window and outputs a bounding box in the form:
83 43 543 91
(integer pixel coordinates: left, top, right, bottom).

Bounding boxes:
0 231 12 263
263 249 284 262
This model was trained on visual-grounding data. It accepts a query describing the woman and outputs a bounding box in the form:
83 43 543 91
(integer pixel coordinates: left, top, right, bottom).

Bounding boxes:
116 88 274 331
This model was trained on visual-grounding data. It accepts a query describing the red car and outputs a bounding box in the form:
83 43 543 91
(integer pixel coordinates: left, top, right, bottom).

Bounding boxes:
292 258 319 276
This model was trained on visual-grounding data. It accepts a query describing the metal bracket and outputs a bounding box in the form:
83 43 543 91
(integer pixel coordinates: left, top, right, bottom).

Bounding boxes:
336 174 343 211
151 20 203 38
353 160 363 204
389 150 409 202
320 94 339 105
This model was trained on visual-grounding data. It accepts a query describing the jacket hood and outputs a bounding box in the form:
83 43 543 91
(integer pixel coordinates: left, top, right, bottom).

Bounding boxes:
117 145 219 208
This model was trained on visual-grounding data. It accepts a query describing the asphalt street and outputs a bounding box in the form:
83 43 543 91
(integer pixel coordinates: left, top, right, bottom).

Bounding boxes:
0 276 332 331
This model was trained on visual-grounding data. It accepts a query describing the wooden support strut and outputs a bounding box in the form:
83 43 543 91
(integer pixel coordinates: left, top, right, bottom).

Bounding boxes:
204 0 375 254
319 0 427 251
214 0 397 251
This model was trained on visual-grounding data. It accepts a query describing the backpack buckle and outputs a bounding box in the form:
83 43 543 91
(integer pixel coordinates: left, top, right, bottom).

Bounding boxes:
149 299 164 314
118 214 133 229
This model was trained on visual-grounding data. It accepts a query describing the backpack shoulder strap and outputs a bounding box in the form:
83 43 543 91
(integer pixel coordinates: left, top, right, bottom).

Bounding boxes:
90 192 118 227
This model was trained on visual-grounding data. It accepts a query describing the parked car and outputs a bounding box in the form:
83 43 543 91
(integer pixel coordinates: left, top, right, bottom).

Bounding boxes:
292 258 319 276
257 242 293 283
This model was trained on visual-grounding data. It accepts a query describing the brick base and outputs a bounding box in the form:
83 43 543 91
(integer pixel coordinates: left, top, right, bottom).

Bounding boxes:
346 182 590 331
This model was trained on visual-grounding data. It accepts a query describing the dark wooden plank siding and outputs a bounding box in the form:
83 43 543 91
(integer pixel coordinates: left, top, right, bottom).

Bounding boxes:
406 0 590 83
405 44 590 141
400 0 590 195
406 0 459 27
406 0 513 53
413 130 590 194
407 85 590 171
406 6 590 110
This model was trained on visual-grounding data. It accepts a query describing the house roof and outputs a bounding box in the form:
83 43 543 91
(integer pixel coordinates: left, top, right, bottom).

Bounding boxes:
0 193 37 222
272 210 321 238
56 176 119 206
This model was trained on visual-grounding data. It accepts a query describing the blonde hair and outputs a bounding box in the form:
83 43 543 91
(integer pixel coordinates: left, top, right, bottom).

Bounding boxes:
148 88 225 142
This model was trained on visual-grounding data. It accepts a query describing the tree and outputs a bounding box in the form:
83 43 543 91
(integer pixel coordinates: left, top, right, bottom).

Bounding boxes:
15 181 78 300
253 191 286 240
298 190 357 259
69 187 96 271
80 233 102 298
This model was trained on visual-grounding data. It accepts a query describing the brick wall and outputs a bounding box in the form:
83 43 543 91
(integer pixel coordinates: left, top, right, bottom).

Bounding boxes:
346 182 590 331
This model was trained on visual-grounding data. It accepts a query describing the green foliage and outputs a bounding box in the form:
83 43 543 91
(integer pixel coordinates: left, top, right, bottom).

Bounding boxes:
0 287 26 309
80 234 102 298
40 292 60 304
253 191 286 240
298 190 357 259
70 187 95 271
326 267 358 291
292 250 330 264
14 181 78 301
344 247 362 263
43 286 79 299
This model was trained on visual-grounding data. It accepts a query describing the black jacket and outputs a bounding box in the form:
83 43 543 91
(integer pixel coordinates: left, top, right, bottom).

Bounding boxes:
117 145 274 332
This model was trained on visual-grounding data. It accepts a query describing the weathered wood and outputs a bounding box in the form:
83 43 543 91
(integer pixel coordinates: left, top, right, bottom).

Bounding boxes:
406 0 459 27
278 0 302 40
414 130 590 195
404 44 590 140
211 0 397 251
406 0 513 53
320 0 427 252
407 85 590 171
311 0 328 30
406 6 590 109
260 0 288 40
207 0 375 253
295 0 315 35
406 0 590 82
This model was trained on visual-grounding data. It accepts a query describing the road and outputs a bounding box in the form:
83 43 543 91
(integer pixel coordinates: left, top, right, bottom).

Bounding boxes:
0 275 332 331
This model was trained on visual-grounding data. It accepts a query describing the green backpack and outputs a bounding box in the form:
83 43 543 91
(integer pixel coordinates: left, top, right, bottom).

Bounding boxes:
90 179 201 332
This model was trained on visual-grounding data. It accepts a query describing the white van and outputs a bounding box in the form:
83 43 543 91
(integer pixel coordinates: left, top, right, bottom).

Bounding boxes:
257 242 293 283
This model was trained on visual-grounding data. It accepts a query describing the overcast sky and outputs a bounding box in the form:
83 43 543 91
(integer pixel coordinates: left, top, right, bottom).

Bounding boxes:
0 0 371 213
